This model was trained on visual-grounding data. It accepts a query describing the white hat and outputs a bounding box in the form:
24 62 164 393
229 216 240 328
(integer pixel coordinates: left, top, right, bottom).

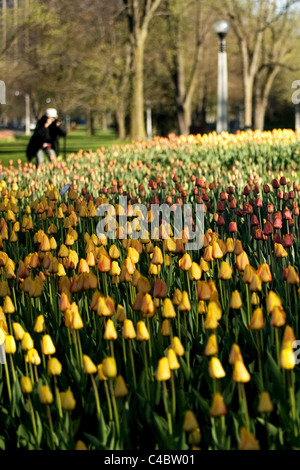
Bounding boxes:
45 108 58 118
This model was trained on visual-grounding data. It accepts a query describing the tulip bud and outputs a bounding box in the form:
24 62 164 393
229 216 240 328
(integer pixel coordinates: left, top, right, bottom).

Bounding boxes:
257 391 273 414
5 335 16 354
212 241 223 259
60 390 76 411
210 393 227 417
182 410 199 432
204 309 220 331
178 253 192 271
236 251 250 272
3 296 15 314
172 288 183 305
102 357 117 378
228 344 243 365
230 290 242 309
20 376 33 394
103 319 117 340
280 346 295 370
204 334 218 356
39 385 53 404
41 334 56 355
234 239 244 255
209 357 226 379
274 243 288 258
188 428 201 446
116 304 126 323
281 325 296 349
47 357 62 376
270 305 286 328
160 319 171 336
167 348 180 370
151 246 163 265
75 440 87 450
178 291 191 312
136 321 150 341
21 332 34 351
162 298 176 318
238 427 260 450
34 315 45 333
248 308 264 330
25 348 41 365
256 263 272 283
197 281 212 300
152 278 167 298
251 292 260 306
114 375 129 397
266 291 282 314
122 318 136 339
155 357 171 381
233 360 251 382
286 265 299 284
171 336 185 356
218 261 233 280
83 355 97 374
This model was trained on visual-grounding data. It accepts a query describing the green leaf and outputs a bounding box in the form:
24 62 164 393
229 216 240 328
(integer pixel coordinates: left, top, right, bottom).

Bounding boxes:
0 435 5 450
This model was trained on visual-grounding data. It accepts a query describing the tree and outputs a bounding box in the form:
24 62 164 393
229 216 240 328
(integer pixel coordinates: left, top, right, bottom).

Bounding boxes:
123 0 163 139
253 7 300 130
163 0 216 135
224 0 300 130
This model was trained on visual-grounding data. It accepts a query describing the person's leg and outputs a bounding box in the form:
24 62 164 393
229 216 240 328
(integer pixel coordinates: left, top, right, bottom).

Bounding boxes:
36 149 44 168
45 148 56 162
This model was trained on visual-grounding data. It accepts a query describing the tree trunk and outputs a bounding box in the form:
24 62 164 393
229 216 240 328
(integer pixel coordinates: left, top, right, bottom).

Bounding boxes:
102 112 108 132
86 111 95 136
254 89 265 131
2 0 6 49
116 105 126 140
254 66 280 131
130 42 146 140
244 76 253 129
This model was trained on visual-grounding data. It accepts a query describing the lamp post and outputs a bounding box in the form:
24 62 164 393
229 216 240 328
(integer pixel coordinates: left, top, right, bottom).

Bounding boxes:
146 100 152 141
214 20 230 134
15 90 30 135
295 104 300 130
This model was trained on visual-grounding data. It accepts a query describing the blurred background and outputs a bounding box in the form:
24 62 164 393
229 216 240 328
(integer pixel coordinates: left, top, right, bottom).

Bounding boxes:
0 0 299 141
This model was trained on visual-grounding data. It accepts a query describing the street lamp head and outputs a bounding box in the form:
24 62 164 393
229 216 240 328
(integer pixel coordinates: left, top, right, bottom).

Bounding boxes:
214 20 230 39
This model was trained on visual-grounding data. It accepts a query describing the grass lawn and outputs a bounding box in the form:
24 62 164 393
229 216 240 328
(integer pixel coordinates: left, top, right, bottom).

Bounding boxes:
0 128 131 166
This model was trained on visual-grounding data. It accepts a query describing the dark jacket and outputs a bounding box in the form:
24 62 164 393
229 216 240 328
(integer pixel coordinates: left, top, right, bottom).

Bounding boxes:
48 120 67 156
26 116 50 161
26 115 67 161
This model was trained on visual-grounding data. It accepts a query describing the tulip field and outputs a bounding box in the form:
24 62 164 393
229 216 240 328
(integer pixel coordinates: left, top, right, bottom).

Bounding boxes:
1 129 300 450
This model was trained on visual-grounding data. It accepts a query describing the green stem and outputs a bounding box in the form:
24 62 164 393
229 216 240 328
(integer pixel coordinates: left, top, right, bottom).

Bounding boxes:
162 381 173 436
171 371 176 419
28 395 38 442
109 379 120 439
91 374 101 421
9 354 16 383
4 359 11 402
238 382 250 432
46 404 56 450
142 341 150 401
256 331 264 391
287 369 298 438
128 339 137 389
104 380 113 421
54 377 63 419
